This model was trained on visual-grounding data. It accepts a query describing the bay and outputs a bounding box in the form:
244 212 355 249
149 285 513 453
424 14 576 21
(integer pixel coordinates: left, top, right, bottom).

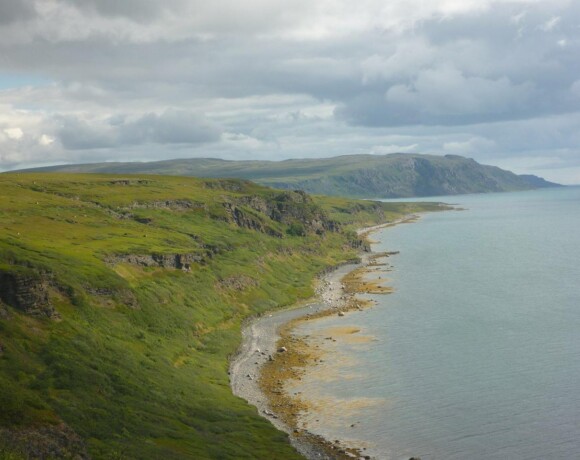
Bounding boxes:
293 186 580 459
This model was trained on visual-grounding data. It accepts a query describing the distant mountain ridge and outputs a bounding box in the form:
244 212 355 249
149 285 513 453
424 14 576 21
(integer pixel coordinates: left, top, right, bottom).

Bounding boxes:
14 153 561 198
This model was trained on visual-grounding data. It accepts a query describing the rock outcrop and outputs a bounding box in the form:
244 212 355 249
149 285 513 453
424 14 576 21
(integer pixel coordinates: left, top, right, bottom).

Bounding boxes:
217 275 259 291
124 199 208 212
223 202 283 237
104 252 203 270
0 423 90 459
0 270 59 319
229 190 340 236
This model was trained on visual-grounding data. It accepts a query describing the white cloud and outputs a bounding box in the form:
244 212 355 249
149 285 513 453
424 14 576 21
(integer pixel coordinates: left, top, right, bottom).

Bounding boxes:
222 132 273 150
443 137 497 154
4 127 24 140
370 144 419 154
540 16 561 31
39 134 55 146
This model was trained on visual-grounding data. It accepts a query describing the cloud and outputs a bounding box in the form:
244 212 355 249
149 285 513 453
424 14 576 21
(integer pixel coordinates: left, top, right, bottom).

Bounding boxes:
57 110 221 150
62 0 186 23
123 110 222 144
370 143 419 154
540 16 561 32
57 116 117 150
0 1 36 26
443 137 497 154
39 134 54 146
388 66 534 116
570 80 580 97
4 127 24 140
0 1 579 184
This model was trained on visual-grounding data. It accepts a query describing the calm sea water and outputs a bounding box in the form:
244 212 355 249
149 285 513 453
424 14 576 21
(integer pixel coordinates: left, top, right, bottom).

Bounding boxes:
294 186 580 459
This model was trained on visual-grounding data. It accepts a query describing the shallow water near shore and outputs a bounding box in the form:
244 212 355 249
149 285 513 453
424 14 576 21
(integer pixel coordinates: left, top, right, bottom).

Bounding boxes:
292 186 580 459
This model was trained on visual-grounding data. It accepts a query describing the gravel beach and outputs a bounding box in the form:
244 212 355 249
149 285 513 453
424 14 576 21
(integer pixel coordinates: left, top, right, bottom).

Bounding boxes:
229 218 414 459
229 261 361 459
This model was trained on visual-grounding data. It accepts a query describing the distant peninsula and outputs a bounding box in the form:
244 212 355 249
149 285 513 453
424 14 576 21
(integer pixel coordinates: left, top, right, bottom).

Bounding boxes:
15 153 561 198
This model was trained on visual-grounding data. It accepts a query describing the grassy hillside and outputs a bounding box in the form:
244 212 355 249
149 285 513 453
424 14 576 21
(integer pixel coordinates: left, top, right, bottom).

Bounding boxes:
0 174 445 459
17 153 560 198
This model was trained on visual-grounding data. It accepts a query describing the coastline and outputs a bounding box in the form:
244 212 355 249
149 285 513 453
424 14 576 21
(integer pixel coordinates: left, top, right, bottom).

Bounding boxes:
229 215 418 459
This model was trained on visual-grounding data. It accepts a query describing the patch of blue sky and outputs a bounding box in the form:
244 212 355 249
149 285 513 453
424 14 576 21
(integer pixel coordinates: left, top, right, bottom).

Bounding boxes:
0 74 51 90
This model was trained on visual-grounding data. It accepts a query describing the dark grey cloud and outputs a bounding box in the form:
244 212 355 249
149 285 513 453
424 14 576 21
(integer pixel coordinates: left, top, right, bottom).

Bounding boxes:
334 3 580 128
119 110 221 145
62 0 185 23
57 116 116 150
0 0 36 25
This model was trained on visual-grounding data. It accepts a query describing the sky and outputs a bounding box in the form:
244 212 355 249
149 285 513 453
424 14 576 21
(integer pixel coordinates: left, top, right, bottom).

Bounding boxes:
0 0 579 183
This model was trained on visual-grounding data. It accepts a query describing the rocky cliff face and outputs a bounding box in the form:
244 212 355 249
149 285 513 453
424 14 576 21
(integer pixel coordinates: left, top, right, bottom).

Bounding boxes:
235 191 340 235
223 202 284 237
0 270 59 319
123 199 209 212
104 252 205 269
103 240 227 273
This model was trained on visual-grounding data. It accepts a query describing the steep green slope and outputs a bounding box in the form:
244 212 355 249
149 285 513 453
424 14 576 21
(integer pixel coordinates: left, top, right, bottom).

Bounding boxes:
17 153 560 198
0 174 444 459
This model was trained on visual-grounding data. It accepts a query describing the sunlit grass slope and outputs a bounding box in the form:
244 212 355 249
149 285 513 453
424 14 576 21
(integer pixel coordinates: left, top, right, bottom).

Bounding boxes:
0 174 443 459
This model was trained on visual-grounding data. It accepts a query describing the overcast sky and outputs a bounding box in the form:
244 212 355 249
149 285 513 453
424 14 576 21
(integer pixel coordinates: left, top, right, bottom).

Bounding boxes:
1 0 579 183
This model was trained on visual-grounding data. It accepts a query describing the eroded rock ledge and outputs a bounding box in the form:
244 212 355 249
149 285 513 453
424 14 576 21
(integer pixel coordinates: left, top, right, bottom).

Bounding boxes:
0 269 60 319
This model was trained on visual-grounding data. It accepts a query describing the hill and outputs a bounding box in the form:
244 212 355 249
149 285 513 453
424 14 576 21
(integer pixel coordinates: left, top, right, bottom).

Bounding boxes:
0 173 445 459
17 153 561 198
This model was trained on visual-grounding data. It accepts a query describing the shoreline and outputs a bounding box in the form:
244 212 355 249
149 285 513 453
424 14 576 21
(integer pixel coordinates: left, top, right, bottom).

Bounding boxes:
229 215 418 459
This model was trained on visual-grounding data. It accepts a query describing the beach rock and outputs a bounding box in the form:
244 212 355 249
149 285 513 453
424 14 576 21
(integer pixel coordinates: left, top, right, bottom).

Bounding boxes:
338 311 345 317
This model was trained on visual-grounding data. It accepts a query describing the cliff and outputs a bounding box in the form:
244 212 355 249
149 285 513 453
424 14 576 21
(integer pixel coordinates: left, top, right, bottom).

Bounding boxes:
0 173 446 459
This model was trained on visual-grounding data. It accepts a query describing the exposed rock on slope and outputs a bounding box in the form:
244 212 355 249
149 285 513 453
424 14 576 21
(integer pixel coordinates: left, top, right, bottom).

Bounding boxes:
0 423 89 459
104 252 206 269
0 269 59 319
236 191 340 234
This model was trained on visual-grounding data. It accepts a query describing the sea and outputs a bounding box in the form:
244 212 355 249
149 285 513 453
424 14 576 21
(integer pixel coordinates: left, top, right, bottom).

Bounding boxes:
291 186 580 459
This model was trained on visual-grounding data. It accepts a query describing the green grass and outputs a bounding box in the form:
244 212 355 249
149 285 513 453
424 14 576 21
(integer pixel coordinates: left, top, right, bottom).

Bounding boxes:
0 173 445 458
